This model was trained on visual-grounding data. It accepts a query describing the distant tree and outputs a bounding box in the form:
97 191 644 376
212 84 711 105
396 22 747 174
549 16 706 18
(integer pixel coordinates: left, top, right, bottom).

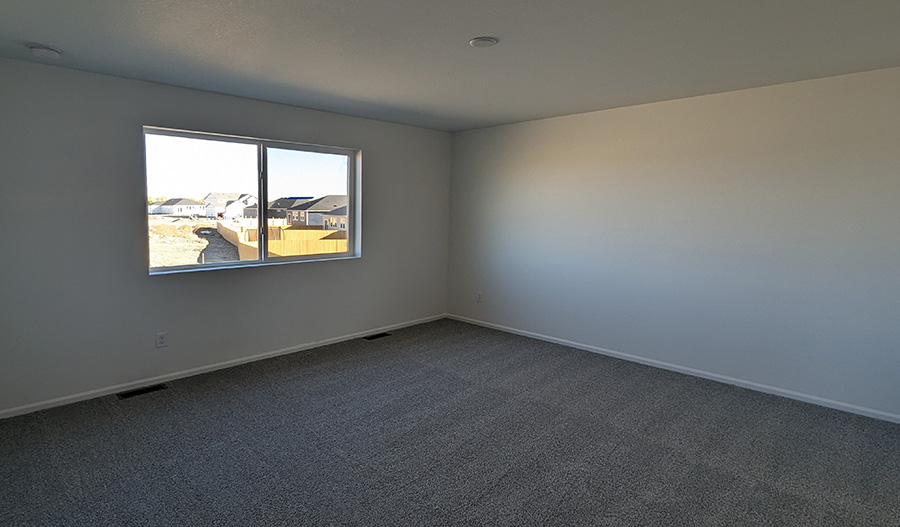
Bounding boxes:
148 196 168 204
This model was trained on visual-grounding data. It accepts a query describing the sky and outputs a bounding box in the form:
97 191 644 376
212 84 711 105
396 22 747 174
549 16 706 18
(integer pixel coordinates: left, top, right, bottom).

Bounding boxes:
145 134 348 201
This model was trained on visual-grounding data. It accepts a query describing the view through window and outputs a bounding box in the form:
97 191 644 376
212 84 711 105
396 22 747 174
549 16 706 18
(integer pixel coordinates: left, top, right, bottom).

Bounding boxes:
145 127 359 274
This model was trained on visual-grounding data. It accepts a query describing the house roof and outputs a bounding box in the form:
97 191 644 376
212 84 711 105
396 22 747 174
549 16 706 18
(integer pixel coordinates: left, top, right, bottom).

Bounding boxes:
289 195 348 213
226 195 257 206
161 198 204 206
269 198 311 210
323 206 348 217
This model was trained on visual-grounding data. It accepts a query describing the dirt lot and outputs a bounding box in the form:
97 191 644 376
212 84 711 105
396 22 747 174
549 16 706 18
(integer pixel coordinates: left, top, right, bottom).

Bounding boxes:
148 216 239 268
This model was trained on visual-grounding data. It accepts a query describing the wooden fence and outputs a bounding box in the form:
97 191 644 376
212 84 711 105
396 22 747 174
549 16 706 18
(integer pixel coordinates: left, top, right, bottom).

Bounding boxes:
217 222 348 259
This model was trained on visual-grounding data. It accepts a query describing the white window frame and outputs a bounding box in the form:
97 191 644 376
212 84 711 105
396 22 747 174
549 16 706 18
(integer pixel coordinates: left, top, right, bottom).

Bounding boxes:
145 126 361 275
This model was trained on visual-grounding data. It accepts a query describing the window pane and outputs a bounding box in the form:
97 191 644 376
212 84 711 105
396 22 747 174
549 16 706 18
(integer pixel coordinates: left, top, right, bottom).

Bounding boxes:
265 148 349 258
145 134 259 269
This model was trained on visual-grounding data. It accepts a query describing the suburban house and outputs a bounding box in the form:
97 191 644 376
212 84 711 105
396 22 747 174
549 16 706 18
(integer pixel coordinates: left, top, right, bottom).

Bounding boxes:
204 192 243 211
267 197 312 219
224 194 257 219
203 193 258 219
150 198 206 216
322 205 348 230
287 195 347 226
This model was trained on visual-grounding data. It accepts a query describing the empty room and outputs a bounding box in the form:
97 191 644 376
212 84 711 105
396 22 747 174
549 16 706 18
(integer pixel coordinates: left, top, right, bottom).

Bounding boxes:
1 1 899 525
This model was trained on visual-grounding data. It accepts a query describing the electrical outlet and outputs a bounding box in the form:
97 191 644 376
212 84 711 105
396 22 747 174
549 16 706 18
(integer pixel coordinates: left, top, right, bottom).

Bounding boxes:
476 291 483 303
155 331 169 348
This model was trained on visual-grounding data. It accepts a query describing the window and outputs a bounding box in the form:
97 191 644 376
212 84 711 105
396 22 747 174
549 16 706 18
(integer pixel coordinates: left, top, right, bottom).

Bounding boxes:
145 126 360 274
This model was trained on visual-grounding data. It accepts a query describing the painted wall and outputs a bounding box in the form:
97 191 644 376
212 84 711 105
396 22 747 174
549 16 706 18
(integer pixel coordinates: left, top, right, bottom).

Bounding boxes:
449 67 900 420
0 58 451 415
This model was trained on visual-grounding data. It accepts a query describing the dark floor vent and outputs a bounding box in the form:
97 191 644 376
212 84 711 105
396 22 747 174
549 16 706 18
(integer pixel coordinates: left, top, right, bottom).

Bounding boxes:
116 384 169 400
362 332 392 341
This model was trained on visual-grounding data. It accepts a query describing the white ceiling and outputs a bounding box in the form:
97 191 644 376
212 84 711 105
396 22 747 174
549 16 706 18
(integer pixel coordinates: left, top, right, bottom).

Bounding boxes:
2 0 900 131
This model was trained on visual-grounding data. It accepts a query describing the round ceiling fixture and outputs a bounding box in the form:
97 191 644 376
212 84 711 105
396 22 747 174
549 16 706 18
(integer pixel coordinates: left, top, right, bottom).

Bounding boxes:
27 44 61 59
469 36 499 48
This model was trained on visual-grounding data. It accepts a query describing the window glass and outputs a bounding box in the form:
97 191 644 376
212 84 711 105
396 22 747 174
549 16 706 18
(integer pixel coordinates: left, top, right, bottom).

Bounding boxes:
145 134 258 269
144 127 359 274
266 148 349 258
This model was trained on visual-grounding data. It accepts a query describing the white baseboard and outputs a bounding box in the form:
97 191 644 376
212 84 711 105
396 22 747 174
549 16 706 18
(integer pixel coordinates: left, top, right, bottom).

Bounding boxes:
8 312 899 425
447 314 900 425
0 313 448 420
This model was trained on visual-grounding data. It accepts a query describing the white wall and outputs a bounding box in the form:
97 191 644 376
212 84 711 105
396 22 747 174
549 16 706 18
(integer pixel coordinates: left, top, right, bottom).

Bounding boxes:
449 67 900 421
4 56 899 423
0 58 451 416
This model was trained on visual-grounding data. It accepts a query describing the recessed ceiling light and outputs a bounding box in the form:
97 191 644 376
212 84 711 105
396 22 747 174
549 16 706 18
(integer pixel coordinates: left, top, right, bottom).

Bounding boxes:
469 36 499 48
26 44 61 59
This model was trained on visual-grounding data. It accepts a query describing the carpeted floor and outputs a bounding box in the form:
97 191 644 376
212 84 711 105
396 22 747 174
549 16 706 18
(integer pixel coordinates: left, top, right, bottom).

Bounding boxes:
2 319 899 526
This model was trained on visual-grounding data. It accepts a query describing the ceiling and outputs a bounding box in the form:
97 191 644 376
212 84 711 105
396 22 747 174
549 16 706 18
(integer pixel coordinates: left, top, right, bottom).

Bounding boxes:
2 0 900 132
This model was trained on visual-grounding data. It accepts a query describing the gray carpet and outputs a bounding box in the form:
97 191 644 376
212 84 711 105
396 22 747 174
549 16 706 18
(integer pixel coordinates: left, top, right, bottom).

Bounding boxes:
2 319 899 526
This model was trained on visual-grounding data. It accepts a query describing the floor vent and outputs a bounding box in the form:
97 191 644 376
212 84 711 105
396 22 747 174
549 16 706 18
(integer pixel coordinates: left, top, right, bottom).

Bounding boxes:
362 332 392 341
116 384 169 400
